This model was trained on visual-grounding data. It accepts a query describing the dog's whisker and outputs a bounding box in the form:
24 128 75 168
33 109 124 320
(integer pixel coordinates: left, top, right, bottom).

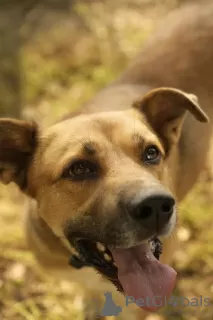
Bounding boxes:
177 206 191 217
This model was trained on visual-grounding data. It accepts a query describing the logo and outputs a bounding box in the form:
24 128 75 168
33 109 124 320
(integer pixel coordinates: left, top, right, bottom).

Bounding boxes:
98 292 122 317
96 293 212 317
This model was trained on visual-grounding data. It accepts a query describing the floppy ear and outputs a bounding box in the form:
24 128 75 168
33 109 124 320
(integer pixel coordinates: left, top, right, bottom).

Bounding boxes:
133 87 209 151
0 118 37 188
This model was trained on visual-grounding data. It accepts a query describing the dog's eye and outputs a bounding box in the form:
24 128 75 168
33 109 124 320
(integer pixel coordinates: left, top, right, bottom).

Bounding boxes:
143 145 161 164
63 160 98 180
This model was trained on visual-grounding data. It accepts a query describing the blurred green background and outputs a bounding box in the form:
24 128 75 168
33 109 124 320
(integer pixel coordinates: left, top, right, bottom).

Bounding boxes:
0 0 213 319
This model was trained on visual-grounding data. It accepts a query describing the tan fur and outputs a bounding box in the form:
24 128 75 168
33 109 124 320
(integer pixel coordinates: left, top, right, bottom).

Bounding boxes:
1 3 213 320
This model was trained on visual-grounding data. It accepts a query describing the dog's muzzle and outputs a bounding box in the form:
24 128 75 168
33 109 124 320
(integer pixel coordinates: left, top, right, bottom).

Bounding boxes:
66 188 177 312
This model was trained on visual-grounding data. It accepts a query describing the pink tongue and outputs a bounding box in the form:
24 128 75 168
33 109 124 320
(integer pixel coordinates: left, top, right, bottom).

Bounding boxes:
111 243 176 311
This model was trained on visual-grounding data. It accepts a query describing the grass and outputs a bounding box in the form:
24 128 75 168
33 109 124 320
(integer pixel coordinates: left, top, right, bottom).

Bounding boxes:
1 1 213 319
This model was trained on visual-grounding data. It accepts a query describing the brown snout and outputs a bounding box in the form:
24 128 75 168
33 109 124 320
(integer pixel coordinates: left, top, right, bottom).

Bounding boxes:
120 189 175 234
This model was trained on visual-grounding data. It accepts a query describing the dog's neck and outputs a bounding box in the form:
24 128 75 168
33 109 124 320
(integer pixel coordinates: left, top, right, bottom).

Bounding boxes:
82 84 152 113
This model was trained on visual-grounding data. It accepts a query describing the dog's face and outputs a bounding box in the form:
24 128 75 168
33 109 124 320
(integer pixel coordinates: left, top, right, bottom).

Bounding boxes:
0 88 208 310
30 108 174 244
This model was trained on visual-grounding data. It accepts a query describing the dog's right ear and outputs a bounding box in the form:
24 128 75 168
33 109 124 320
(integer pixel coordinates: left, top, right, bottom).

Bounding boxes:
0 118 37 189
133 87 209 151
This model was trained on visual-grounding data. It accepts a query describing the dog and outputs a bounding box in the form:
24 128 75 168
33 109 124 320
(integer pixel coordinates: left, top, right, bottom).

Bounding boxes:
1 2 213 319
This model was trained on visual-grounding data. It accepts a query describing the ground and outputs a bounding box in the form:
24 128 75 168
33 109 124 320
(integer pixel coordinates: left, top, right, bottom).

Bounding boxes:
0 1 213 319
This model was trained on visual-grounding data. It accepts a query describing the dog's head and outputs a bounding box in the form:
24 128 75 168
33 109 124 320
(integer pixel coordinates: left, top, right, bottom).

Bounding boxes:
0 88 208 310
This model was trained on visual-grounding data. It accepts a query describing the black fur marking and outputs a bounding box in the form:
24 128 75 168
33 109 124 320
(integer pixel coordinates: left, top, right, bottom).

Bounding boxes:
68 237 162 293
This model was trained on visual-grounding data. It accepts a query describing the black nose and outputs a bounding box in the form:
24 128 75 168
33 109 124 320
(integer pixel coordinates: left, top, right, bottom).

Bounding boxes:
129 191 175 230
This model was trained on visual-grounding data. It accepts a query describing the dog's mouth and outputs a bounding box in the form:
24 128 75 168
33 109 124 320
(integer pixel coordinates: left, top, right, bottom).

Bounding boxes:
68 237 176 311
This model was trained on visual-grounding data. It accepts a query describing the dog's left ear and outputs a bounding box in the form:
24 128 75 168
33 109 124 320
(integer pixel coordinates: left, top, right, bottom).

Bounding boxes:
0 118 37 188
133 87 209 150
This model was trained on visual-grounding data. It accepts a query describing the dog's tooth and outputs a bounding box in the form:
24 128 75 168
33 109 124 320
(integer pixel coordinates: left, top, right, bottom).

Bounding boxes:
96 242 106 252
113 262 117 268
104 253 112 262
